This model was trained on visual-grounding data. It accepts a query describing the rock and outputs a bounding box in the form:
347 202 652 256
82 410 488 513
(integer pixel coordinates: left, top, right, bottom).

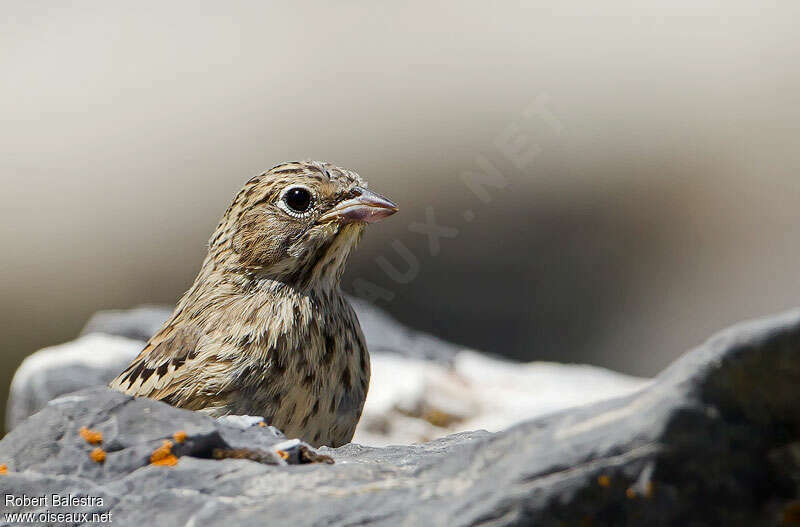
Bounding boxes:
5 334 141 432
1 309 798 526
356 350 646 446
81 305 172 343
8 308 647 445
0 387 325 478
346 296 461 364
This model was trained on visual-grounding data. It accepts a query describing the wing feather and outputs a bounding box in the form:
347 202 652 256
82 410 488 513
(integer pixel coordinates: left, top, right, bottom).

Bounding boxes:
109 321 204 402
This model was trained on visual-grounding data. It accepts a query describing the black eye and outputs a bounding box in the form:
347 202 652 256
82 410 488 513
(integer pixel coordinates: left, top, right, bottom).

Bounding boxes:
283 187 313 213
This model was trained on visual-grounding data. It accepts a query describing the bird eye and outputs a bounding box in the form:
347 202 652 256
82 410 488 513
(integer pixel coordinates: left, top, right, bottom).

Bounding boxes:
281 186 314 215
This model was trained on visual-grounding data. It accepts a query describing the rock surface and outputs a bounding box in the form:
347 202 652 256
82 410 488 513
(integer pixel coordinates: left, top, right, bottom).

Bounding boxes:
2 309 799 525
8 304 646 445
5 334 143 434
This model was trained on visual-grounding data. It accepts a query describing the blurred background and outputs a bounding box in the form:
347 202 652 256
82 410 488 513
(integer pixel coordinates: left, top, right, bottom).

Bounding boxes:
2 2 799 429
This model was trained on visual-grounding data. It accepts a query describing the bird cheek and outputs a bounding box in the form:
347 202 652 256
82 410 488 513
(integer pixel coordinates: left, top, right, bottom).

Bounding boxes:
231 224 285 268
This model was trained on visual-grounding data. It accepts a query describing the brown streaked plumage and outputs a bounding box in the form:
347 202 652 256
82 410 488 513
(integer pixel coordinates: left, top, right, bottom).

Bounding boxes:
109 161 397 447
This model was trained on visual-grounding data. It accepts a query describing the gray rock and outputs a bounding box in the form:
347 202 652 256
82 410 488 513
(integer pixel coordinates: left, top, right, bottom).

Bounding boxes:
346 296 462 363
2 309 799 526
81 305 171 342
5 334 141 431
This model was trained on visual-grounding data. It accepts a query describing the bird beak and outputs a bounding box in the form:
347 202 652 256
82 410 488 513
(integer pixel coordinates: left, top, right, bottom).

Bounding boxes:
319 186 399 224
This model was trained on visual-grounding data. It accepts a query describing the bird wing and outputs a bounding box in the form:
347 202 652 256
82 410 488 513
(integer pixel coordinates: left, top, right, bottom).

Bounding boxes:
109 320 211 408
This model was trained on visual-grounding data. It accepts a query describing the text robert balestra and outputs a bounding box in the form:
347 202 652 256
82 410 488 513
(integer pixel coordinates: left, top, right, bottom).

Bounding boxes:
5 493 105 507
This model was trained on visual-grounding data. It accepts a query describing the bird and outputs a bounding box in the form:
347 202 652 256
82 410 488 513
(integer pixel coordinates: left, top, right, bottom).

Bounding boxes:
109 161 398 447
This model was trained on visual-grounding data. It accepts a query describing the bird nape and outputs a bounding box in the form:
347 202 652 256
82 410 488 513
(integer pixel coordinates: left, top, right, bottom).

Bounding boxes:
109 161 398 447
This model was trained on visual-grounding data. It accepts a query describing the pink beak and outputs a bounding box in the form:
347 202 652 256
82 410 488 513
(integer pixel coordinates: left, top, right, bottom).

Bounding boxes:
319 187 398 224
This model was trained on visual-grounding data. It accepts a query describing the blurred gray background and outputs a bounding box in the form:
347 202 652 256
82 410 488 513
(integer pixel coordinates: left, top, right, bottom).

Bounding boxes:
2 2 799 429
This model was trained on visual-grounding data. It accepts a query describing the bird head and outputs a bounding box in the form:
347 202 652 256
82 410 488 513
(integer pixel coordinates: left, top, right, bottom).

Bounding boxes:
209 161 398 288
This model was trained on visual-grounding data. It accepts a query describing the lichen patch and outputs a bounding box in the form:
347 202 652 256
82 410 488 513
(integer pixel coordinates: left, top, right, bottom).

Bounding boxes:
79 426 103 445
89 448 106 464
150 440 178 467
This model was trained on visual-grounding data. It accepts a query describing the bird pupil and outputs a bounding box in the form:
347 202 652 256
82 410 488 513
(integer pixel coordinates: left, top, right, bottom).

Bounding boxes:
285 187 312 212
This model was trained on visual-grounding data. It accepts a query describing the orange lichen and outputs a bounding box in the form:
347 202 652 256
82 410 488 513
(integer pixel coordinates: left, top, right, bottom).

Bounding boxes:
644 481 655 499
258 421 267 428
597 475 610 487
89 448 106 463
150 440 178 467
782 500 800 526
79 426 103 445
0 464 7 475
276 450 290 461
172 430 188 443
626 487 637 499
422 408 461 428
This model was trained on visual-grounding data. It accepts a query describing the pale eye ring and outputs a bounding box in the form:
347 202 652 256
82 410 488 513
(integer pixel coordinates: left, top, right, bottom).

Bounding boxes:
278 185 315 217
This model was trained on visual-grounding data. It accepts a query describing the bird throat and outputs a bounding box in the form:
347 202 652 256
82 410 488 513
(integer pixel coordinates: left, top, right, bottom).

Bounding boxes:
290 223 365 291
